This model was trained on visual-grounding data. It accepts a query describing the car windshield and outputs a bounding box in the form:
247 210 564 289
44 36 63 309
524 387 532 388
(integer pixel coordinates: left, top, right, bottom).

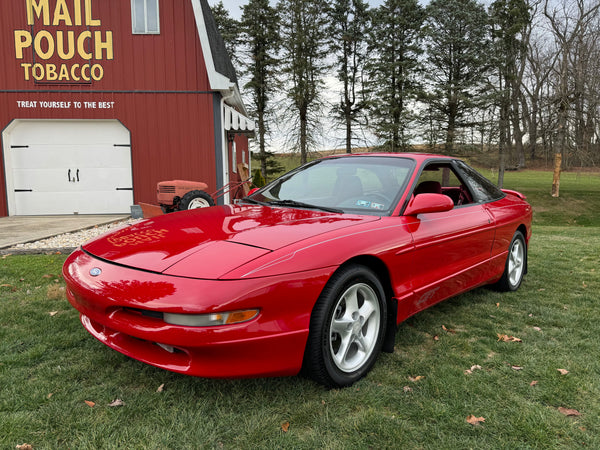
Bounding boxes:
246 156 415 216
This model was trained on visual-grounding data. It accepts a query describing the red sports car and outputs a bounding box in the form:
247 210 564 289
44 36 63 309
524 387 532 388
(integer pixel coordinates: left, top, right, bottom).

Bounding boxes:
63 153 532 387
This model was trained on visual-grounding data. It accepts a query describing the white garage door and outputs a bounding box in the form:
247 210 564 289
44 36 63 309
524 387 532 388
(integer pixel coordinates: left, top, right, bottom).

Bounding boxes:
3 120 133 215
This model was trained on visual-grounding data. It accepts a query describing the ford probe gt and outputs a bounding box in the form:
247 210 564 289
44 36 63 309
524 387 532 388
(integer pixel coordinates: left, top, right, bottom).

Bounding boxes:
63 153 532 387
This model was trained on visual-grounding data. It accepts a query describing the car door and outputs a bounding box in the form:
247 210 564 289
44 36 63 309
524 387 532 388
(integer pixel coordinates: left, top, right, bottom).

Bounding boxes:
404 161 496 317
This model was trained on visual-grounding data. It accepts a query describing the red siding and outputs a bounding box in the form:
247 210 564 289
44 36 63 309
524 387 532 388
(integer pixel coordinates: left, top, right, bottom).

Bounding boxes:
0 0 244 216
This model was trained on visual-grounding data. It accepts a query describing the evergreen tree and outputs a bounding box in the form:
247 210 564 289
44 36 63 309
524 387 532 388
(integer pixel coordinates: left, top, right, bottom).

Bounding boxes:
423 0 492 153
211 1 241 65
240 0 282 178
328 0 370 153
367 0 425 152
278 0 330 164
490 0 531 186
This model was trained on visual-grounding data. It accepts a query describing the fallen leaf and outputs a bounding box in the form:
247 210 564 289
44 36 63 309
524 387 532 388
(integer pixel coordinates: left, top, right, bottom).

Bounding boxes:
511 365 523 371
281 421 290 433
442 325 456 334
497 334 522 343
84 400 95 408
532 326 542 332
557 369 569 375
16 444 33 450
49 311 59 317
108 399 125 407
156 383 165 392
496 303 500 308
403 386 413 393
47 392 54 399
433 335 439 341
530 380 538 387
558 407 581 417
42 274 54 279
408 376 425 382
465 365 482 375
466 415 485 426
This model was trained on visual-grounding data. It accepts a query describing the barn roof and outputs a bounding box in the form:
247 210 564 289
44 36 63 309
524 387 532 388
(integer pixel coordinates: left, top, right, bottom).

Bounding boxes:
199 0 238 86
191 0 247 116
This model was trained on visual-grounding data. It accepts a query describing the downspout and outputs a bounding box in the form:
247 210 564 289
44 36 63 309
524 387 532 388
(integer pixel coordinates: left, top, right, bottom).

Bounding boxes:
220 88 235 204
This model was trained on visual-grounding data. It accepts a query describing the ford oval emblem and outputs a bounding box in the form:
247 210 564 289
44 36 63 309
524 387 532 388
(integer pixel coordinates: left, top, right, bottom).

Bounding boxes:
89 268 102 277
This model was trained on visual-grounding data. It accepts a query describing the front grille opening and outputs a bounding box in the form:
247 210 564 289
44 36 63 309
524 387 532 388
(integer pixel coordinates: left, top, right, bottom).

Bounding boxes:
124 307 163 320
158 185 176 193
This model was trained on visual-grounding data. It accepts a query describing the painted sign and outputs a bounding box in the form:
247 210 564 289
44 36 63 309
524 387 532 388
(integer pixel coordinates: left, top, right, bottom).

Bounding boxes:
14 0 113 83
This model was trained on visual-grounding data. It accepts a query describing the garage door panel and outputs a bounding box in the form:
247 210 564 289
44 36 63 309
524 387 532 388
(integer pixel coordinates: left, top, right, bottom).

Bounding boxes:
77 191 132 214
77 168 133 190
77 146 132 168
13 168 81 192
14 192 81 215
11 121 130 146
11 146 76 169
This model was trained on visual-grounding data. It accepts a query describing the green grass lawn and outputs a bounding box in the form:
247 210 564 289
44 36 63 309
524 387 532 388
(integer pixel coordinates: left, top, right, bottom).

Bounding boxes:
2 169 599 448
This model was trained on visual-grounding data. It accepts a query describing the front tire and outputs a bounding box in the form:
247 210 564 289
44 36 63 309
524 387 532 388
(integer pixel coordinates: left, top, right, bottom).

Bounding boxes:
496 231 526 291
303 264 387 388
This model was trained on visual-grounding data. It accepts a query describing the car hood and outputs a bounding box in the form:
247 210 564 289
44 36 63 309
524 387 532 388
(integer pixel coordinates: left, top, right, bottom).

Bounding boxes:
82 205 378 276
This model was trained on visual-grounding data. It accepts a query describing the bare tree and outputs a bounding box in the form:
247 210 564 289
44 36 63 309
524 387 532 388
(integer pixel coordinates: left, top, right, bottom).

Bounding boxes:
544 0 600 197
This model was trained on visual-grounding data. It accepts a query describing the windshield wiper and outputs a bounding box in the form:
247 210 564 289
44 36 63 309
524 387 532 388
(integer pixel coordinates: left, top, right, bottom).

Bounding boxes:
240 197 270 206
269 199 343 214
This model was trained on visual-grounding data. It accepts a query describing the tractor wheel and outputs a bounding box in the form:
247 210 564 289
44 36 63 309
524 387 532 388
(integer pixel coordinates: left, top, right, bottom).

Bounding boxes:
178 190 215 210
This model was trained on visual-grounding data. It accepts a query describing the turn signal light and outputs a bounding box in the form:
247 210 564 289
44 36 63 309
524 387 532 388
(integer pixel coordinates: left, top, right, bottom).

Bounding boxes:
163 309 259 327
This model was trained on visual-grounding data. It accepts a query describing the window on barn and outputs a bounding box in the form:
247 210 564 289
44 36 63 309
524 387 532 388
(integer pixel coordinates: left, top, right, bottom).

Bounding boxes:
132 0 160 34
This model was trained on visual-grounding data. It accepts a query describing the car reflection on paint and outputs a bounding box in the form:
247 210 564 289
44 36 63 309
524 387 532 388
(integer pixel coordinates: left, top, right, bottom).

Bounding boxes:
63 153 532 387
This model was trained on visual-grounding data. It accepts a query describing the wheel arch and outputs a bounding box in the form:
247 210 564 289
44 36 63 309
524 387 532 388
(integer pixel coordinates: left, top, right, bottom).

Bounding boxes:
516 224 529 274
334 255 397 353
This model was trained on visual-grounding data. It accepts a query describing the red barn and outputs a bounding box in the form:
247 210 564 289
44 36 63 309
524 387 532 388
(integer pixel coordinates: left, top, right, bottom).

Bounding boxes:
0 0 253 216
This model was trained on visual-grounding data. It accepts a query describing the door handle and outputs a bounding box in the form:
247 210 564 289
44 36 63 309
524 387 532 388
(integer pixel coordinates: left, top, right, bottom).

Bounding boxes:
76 169 80 182
68 169 72 182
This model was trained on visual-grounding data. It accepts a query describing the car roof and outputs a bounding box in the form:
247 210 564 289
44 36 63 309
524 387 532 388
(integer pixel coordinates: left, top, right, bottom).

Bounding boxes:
323 152 455 163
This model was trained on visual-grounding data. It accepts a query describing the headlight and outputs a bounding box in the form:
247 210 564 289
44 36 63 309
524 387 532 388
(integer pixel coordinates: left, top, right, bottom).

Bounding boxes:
163 309 259 327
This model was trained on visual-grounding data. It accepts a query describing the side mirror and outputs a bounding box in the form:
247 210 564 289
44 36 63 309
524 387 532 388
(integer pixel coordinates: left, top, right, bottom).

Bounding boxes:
404 193 454 216
247 187 260 196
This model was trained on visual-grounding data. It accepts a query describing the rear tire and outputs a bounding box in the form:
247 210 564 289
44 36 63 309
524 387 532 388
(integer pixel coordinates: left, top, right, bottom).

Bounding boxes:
495 231 526 291
303 264 387 388
178 190 214 210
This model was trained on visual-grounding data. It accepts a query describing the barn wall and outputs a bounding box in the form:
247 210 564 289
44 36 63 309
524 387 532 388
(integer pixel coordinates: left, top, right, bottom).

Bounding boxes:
0 0 241 216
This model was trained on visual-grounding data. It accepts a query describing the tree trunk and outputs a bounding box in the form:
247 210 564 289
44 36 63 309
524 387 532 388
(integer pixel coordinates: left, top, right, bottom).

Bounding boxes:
551 153 562 197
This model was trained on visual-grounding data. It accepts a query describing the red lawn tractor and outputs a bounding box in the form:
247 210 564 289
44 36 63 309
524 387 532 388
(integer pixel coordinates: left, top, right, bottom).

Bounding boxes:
157 180 215 212
157 165 252 213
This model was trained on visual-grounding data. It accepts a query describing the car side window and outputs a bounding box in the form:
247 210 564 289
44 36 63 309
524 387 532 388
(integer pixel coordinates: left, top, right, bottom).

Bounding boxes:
413 163 473 206
454 161 504 203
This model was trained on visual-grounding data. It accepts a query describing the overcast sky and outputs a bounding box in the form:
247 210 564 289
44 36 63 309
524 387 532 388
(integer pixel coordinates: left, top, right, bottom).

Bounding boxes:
209 0 391 19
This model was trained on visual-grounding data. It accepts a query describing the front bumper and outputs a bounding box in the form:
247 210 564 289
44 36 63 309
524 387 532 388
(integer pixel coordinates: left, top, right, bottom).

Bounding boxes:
63 249 333 378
